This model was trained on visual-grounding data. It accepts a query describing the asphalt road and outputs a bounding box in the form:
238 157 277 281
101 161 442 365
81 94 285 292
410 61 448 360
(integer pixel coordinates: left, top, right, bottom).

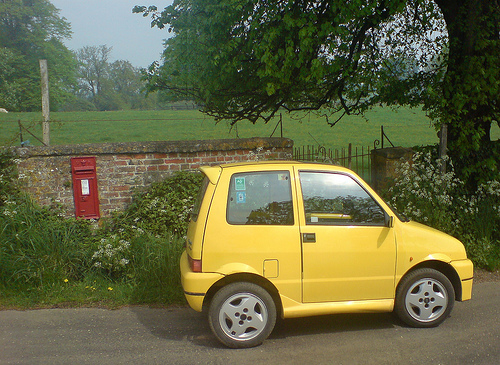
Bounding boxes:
1 281 499 365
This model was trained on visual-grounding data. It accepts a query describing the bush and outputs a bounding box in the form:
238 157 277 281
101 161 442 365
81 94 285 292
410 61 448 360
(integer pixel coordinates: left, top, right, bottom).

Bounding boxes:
387 150 500 269
87 231 186 304
90 234 132 278
109 171 204 237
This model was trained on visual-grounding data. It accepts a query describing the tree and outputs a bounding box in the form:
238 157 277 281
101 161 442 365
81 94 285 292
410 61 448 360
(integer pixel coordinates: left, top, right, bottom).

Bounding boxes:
74 45 152 110
0 47 23 109
75 45 112 109
109 60 149 109
0 0 76 111
434 0 500 183
135 0 500 186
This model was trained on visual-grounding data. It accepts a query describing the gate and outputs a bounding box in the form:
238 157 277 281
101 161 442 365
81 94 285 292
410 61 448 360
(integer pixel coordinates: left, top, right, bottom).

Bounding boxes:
293 143 372 182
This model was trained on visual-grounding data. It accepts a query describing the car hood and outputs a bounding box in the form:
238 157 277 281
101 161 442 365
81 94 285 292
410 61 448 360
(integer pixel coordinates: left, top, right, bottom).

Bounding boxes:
398 220 468 262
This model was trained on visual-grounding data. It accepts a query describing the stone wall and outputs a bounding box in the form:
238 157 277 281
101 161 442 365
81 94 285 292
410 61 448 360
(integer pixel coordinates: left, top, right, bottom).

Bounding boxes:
13 137 293 218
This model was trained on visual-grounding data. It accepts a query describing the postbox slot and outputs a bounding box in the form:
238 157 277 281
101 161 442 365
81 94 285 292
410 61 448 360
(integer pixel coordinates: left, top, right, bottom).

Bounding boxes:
73 166 95 171
74 169 94 174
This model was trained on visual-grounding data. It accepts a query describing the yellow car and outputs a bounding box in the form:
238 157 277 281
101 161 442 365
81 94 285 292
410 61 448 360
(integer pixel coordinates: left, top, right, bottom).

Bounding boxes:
181 161 473 348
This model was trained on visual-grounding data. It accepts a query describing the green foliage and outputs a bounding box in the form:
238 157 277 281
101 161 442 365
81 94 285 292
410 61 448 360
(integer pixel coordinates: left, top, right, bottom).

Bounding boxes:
110 171 204 237
0 195 93 288
98 172 204 304
137 0 411 123
88 171 204 303
90 235 132 278
0 150 18 205
58 96 98 112
0 47 23 110
0 0 76 111
388 149 500 269
463 236 500 271
128 234 186 304
88 232 186 304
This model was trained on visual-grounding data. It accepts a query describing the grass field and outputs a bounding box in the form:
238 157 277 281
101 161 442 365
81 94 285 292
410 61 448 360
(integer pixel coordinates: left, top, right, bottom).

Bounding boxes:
1 107 499 149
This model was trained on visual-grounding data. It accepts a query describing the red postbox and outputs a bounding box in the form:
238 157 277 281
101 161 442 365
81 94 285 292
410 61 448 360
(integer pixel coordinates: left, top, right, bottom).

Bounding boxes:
71 156 100 219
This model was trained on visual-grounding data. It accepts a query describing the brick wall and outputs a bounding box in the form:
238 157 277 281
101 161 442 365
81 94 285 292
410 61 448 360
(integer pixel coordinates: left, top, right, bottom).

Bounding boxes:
371 147 414 191
13 137 293 218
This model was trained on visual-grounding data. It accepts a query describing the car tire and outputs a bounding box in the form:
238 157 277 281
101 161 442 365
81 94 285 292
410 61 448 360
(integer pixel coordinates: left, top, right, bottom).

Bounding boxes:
395 268 455 328
208 282 276 348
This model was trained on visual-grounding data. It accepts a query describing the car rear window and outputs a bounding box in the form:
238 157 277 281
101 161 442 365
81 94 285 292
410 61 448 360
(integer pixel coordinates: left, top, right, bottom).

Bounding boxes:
227 171 293 225
191 176 210 222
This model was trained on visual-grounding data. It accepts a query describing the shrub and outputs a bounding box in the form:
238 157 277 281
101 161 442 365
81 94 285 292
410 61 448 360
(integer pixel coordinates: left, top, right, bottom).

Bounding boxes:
388 150 500 269
109 171 204 237
91 235 132 278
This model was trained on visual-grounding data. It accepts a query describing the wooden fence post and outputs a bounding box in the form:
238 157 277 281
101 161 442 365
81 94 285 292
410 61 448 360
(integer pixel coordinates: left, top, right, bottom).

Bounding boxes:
40 59 50 146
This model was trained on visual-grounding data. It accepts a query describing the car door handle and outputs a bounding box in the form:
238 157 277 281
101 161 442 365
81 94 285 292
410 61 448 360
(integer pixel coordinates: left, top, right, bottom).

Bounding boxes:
302 233 316 243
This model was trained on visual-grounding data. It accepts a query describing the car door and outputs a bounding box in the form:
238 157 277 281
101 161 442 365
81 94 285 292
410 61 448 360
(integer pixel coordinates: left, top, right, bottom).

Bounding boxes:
296 169 397 303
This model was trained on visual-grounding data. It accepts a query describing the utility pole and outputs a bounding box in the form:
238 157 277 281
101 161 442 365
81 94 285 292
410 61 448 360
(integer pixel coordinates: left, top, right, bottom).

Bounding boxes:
40 59 50 146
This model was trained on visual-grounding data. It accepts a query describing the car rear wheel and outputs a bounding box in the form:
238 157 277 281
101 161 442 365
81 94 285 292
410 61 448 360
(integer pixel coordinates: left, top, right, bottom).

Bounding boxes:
395 268 455 327
208 282 276 348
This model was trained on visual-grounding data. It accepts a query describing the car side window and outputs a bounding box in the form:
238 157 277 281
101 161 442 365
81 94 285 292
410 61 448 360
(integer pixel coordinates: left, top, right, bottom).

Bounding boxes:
299 172 385 225
227 171 293 225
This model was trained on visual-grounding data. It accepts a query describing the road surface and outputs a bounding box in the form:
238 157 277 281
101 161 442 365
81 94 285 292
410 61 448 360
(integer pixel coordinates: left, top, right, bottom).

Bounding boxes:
1 281 499 364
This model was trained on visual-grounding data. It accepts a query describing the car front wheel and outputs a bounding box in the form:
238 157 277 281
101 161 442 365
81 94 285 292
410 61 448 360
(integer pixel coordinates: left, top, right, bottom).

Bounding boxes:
208 282 276 348
395 268 455 328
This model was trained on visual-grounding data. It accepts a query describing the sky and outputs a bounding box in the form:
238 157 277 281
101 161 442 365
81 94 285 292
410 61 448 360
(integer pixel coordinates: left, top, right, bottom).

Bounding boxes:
50 0 174 67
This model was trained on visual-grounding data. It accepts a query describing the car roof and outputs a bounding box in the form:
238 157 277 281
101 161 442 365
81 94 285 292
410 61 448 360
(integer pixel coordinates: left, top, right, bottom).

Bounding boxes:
201 160 354 176
221 160 350 170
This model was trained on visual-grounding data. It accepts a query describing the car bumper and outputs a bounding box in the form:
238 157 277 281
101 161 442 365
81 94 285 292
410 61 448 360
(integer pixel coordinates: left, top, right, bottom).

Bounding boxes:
180 251 224 312
451 259 474 301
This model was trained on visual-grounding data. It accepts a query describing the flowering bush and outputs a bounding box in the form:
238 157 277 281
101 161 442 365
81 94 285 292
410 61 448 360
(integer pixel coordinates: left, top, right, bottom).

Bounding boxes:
389 152 463 234
91 235 131 277
110 171 204 237
388 150 500 269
